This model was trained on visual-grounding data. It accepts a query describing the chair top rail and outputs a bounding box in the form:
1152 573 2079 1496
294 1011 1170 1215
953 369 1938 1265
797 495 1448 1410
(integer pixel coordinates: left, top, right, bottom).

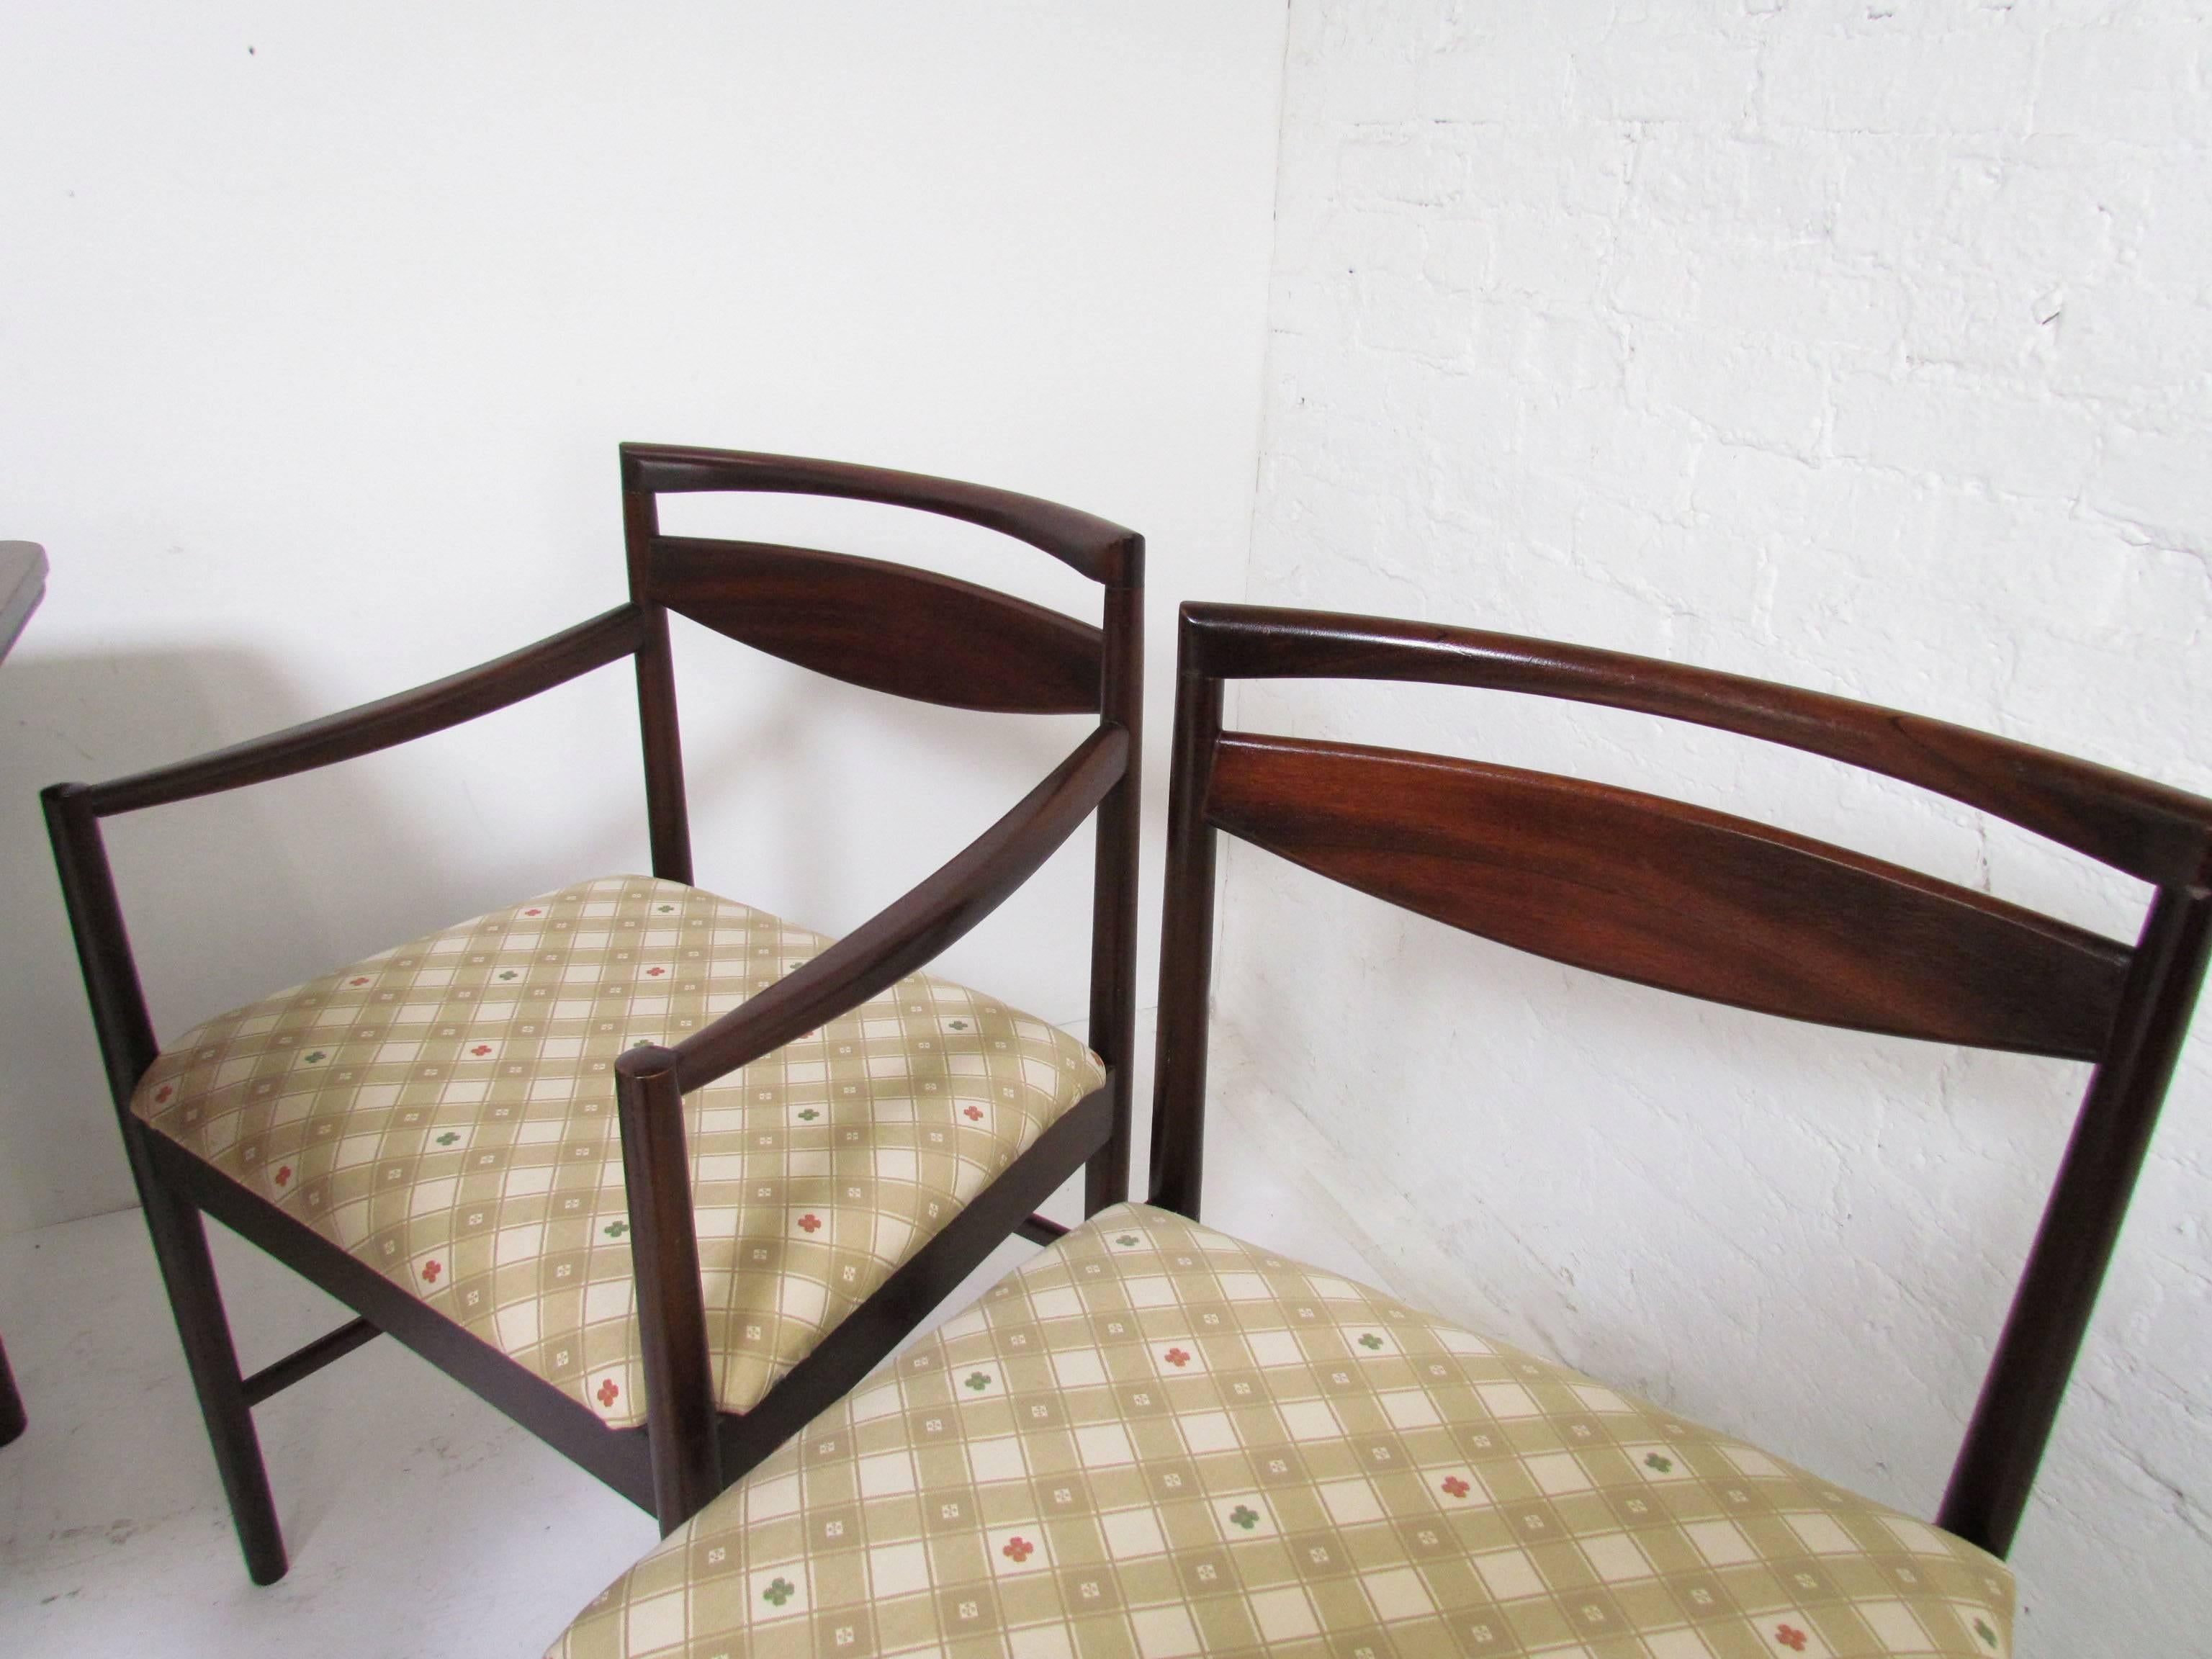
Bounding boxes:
71 603 645 817
1182 603 2212 891
621 443 1143 588
656 721 1130 1094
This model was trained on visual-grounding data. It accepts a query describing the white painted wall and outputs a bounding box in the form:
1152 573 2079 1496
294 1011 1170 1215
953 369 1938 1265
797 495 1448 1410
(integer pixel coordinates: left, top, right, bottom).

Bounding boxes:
0 1 1287 1233
1220 2 2212 1653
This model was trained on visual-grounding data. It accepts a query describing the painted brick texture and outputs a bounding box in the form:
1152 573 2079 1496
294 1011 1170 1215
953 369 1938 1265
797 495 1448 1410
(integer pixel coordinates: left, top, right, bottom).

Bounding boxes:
1220 4 2212 1653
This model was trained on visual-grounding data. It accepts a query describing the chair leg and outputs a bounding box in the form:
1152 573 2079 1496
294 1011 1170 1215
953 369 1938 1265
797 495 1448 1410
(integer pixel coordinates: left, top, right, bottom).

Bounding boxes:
138 1175 289 1585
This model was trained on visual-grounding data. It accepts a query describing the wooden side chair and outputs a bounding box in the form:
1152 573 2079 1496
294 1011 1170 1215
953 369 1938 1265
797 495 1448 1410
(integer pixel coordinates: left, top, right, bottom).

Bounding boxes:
551 601 2209 1659
42 445 1142 1583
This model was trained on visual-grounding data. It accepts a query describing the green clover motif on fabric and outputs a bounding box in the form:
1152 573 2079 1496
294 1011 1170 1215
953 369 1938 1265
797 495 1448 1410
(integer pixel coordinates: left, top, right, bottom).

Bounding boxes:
949 1020 968 1030
1975 1618 1997 1647
1645 1453 1673 1473
1357 1333 1384 1351
656 904 675 913
303 1051 328 1064
1228 1504 1259 1532
435 1131 460 1147
1114 1234 1139 1247
762 1577 795 1607
604 1221 629 1239
498 969 518 981
797 1108 819 1122
964 1372 992 1393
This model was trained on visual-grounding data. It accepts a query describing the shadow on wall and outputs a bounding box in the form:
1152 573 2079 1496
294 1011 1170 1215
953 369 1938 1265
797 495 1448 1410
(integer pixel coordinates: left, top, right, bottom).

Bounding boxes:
0 643 663 1240
0 647 439 1236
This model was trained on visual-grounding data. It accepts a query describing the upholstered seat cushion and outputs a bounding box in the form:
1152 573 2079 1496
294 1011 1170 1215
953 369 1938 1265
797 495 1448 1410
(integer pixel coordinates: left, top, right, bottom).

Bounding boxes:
551 1203 2012 1659
130 876 1104 1429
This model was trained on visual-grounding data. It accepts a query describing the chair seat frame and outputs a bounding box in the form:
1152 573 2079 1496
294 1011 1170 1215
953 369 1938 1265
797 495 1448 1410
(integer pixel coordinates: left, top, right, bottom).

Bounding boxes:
45 446 1143 1581
1148 601 2212 1563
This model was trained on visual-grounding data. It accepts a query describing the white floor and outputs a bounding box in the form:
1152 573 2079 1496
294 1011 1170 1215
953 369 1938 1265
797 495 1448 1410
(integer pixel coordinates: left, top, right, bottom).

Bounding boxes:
0 1069 1389 1658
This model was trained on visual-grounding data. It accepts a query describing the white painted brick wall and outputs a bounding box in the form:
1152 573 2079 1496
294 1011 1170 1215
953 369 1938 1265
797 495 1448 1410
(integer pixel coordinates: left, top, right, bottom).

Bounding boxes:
1223 4 2212 1652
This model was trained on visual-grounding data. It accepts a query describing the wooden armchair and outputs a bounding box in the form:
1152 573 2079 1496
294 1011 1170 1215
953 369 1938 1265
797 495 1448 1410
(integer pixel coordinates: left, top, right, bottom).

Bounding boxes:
43 445 1142 1583
551 601 2208 1659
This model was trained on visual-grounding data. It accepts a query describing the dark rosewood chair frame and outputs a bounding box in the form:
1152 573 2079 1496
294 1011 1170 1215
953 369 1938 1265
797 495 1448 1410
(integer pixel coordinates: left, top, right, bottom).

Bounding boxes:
1149 601 2211 1563
44 445 1142 1583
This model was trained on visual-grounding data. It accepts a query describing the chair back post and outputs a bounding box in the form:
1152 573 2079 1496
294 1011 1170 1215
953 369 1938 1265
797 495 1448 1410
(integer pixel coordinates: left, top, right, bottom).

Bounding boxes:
1940 882 2212 1557
621 473 695 886
1147 621 1225 1220
613 1044 722 1533
1084 563 1145 1215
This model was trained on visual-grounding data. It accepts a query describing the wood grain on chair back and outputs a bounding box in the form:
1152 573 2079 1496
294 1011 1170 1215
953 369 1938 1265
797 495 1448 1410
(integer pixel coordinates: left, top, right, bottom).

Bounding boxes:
644 537 1103 714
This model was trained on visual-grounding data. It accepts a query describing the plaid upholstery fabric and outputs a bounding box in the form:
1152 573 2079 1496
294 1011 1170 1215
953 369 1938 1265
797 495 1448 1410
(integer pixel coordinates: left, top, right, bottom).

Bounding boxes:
551 1204 2012 1659
129 876 1104 1429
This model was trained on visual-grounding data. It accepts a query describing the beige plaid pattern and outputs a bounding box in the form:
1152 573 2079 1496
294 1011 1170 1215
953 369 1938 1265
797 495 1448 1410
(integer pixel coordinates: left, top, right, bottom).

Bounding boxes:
129 876 1104 1429
552 1204 2012 1659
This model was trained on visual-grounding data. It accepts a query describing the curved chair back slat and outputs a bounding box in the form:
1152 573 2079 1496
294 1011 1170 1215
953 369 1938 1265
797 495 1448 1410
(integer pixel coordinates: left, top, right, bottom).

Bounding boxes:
648 536 1102 714
1209 732 2132 1061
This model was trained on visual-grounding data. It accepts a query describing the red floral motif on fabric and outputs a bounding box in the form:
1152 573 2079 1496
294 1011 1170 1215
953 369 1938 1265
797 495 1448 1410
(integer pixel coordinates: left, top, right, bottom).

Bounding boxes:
963 1105 984 1122
1442 1475 1470 1498
1164 1348 1191 1368
597 1378 620 1408
274 1166 292 1187
797 1213 823 1233
1002 1537 1034 1563
1775 1627 1809 1653
421 1260 443 1284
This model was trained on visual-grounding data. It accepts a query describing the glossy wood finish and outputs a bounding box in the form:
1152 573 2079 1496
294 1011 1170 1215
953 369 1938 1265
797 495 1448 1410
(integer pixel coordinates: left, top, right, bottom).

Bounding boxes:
239 1316 382 1408
1151 601 2212 1562
1084 578 1144 1215
81 605 647 817
670 726 1127 1093
1210 732 2131 1061
1185 603 2212 890
45 446 1142 1574
621 443 1140 586
623 487 694 886
649 536 1103 714
1940 884 2212 1551
603 727 1128 1513
1147 661 1223 1223
614 1048 721 1531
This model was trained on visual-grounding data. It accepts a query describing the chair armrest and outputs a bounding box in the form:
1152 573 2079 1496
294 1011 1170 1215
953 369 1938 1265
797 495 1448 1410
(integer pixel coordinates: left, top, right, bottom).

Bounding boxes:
647 721 1131 1097
606 719 1128 1527
77 604 644 817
